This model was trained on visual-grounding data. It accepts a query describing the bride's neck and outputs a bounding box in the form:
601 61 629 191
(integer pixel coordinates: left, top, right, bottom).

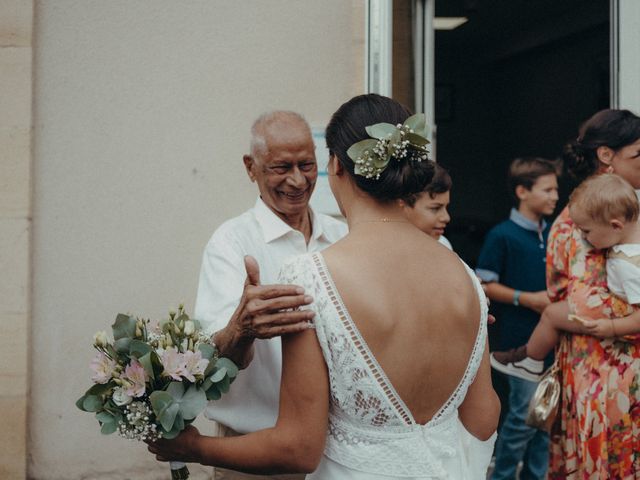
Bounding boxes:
344 199 407 230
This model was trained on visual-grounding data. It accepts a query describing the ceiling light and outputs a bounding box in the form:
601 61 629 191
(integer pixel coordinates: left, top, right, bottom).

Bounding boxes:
433 17 468 30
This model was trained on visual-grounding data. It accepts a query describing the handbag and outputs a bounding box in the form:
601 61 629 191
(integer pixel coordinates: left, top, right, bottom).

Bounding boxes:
525 361 561 432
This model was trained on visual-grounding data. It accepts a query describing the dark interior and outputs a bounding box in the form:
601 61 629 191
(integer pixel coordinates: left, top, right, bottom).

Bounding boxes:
433 0 610 266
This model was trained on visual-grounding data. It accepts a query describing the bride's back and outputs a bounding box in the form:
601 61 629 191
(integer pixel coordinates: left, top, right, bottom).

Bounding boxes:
322 224 480 425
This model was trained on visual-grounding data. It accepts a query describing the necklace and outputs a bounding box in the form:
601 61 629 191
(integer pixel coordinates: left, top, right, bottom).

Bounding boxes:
351 217 410 227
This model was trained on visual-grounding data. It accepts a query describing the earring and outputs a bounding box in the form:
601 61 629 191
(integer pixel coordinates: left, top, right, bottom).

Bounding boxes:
606 165 614 174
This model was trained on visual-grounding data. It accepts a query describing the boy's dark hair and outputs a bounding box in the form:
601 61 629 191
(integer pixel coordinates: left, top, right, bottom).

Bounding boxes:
508 157 559 205
401 163 452 207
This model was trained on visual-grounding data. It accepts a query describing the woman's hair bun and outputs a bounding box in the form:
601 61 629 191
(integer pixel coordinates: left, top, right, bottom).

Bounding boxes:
325 93 434 201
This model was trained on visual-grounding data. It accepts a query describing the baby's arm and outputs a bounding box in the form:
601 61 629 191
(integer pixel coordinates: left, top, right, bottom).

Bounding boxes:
583 310 640 338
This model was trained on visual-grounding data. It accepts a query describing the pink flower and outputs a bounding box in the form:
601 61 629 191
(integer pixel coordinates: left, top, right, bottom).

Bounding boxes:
90 352 117 384
182 350 209 382
158 347 186 381
123 359 148 398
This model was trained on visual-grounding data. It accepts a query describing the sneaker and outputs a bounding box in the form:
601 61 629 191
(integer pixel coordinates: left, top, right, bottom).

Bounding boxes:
490 345 544 382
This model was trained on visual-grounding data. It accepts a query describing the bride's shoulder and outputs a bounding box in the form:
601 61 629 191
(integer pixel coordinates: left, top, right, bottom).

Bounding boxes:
277 253 319 286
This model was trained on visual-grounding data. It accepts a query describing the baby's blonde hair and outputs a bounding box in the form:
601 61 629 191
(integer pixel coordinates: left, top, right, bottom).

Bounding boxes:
569 173 639 224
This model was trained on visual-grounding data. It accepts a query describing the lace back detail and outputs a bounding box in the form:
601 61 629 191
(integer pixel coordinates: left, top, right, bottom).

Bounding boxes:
312 253 415 426
279 252 489 477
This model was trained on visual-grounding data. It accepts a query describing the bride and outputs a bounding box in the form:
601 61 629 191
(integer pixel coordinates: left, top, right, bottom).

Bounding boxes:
148 94 499 479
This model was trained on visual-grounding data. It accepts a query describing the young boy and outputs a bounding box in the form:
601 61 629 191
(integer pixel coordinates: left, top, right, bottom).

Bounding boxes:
400 163 453 249
492 174 640 379
476 157 559 480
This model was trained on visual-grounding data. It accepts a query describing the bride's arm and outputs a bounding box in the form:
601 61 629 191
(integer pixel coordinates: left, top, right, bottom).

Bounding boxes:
148 329 330 474
457 340 500 441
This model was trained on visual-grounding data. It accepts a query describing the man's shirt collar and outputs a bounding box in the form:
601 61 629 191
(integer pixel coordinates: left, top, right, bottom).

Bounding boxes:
509 207 547 232
253 197 325 244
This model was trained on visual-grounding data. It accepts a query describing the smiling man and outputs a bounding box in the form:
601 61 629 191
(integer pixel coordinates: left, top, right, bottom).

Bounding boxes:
194 111 347 480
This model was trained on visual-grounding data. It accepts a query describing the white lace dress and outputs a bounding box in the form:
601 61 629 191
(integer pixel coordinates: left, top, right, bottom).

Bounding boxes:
278 252 496 480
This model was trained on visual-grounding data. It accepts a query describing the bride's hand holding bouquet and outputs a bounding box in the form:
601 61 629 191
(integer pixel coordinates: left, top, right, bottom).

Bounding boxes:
77 305 238 479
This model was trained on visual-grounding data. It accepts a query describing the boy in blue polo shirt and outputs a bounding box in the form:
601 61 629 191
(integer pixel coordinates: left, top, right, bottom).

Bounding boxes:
476 157 559 480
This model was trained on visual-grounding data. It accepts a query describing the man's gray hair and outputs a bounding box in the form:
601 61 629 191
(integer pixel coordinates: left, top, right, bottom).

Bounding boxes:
250 111 311 158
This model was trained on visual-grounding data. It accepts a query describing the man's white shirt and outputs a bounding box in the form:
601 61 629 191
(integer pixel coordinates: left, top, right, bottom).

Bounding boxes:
194 197 347 433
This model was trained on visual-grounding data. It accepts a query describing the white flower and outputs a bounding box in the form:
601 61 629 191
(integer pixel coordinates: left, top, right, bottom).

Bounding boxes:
184 320 195 336
112 387 133 406
93 330 109 348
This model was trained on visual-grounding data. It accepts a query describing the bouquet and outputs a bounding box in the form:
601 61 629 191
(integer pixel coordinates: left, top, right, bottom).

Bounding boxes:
77 305 238 479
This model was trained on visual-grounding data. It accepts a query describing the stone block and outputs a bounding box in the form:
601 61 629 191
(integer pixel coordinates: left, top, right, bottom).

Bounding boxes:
0 0 33 47
0 218 29 313
0 47 31 130
0 395 26 479
0 126 31 218
0 312 28 396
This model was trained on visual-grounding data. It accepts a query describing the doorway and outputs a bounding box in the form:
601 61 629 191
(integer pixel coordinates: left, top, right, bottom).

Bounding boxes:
431 0 610 265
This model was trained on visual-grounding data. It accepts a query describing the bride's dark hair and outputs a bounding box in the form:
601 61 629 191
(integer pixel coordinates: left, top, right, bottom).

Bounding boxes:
325 93 434 202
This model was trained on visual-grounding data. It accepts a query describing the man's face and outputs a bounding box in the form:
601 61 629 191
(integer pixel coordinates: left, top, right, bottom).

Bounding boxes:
402 191 451 240
245 126 317 220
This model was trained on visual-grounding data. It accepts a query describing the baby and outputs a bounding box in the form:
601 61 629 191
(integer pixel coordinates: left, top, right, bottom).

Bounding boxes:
491 173 640 381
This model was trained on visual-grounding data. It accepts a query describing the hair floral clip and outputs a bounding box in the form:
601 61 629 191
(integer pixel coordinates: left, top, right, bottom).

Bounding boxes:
347 113 430 180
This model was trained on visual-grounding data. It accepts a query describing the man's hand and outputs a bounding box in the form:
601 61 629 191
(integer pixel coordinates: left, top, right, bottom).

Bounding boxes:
520 290 551 314
146 425 202 463
214 256 315 368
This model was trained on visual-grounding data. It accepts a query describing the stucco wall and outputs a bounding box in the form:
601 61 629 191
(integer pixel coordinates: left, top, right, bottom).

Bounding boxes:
0 0 32 478
29 1 364 478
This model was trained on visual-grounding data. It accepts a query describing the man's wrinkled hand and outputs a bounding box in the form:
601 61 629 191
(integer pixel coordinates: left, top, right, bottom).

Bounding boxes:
232 256 316 340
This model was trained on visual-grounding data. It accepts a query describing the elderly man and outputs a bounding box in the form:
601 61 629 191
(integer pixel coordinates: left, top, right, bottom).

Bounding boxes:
194 111 347 480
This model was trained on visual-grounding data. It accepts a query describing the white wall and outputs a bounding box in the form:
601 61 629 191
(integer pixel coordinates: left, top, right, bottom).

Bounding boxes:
30 1 364 478
619 0 640 112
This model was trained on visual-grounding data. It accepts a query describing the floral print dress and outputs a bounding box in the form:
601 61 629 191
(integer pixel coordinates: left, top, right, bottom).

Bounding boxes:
547 206 640 479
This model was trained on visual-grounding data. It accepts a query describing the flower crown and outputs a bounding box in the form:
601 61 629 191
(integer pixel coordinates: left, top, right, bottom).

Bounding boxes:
347 113 430 180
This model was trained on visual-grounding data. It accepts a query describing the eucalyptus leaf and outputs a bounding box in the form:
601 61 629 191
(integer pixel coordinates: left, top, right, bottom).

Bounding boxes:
114 337 132 354
389 130 402 149
138 352 155 380
404 113 427 136
347 139 377 161
76 395 88 411
205 384 222 401
215 358 238 378
209 367 228 383
101 420 118 435
161 421 183 440
179 385 207 420
198 344 215 361
82 395 103 412
158 403 180 431
150 390 174 417
365 122 396 140
405 132 430 147
372 155 390 169
87 381 114 396
217 375 231 394
129 339 152 358
96 411 114 423
166 381 185 399
112 314 137 341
